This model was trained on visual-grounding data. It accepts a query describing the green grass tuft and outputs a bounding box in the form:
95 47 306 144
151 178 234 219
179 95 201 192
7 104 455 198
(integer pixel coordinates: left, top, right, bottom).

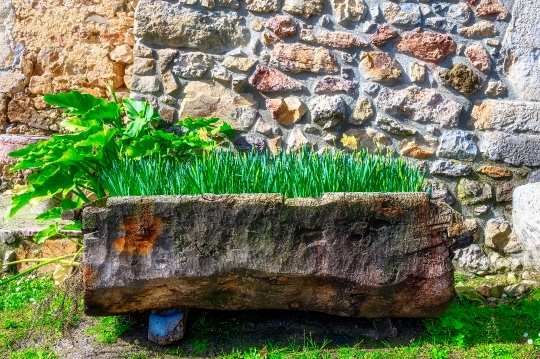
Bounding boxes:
0 275 81 357
85 316 133 344
100 148 426 198
9 348 58 359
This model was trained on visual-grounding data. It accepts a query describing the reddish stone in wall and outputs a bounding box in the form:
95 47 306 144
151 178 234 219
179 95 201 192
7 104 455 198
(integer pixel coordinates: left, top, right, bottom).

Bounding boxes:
369 24 398 47
248 65 304 92
474 0 509 20
396 29 456 63
465 43 491 74
265 15 297 38
314 77 356 95
0 134 49 167
496 182 517 202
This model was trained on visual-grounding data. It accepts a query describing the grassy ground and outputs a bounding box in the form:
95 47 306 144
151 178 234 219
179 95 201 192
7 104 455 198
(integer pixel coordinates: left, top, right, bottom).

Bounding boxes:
0 273 539 359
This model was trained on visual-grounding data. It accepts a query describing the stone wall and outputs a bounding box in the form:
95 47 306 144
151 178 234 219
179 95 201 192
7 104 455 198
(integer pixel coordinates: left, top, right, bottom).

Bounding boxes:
1 0 540 274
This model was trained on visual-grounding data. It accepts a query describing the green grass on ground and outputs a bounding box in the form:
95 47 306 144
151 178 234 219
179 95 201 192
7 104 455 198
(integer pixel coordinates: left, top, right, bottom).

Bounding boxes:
1 274 539 358
0 274 81 359
86 316 133 344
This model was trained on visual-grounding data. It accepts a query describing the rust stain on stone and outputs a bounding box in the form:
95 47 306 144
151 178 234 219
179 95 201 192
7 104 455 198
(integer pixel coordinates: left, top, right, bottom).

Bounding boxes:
113 199 163 256
374 198 404 218
83 266 98 287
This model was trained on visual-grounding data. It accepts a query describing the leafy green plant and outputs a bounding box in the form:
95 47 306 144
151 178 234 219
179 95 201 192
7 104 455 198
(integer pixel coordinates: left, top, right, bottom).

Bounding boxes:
5 91 232 225
1 89 232 286
100 147 426 198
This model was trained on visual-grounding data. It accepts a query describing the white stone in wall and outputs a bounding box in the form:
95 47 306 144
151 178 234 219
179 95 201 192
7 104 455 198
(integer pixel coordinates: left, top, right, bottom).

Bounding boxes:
376 86 462 128
178 81 258 132
0 0 15 70
501 0 540 101
332 0 367 25
470 100 540 133
513 183 540 270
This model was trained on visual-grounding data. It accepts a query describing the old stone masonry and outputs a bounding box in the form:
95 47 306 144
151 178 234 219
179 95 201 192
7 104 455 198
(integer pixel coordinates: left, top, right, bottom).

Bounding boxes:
1 0 540 275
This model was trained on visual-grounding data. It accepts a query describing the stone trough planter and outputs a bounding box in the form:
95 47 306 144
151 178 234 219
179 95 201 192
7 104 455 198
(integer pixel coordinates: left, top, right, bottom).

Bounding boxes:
81 193 463 340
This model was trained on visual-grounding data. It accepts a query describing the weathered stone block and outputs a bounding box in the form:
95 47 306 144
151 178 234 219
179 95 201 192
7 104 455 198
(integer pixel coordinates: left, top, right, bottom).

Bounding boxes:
82 193 457 317
501 0 540 101
381 2 421 27
269 43 339 74
131 76 160 93
310 95 345 129
369 24 398 47
480 132 540 166
431 160 471 177
471 100 540 133
249 65 304 92
178 81 258 132
314 77 355 95
439 63 481 96
359 52 401 83
396 29 456 62
284 0 323 18
246 0 282 13
377 86 462 128
332 0 366 24
148 309 187 345
513 183 540 270
457 21 498 38
135 1 248 54
0 72 25 93
457 179 492 205
453 244 490 276
266 96 306 125
437 131 477 161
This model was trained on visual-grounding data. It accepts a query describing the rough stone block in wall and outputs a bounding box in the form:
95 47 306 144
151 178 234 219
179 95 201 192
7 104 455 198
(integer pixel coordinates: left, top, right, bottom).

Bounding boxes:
501 0 540 102
0 0 136 134
3 0 540 274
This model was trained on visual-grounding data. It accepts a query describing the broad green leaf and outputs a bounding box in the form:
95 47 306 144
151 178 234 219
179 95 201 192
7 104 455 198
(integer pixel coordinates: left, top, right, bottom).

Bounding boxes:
44 91 104 115
61 221 82 231
123 98 161 123
34 223 60 244
75 128 117 148
53 127 96 142
211 121 234 136
124 136 160 158
123 116 148 139
61 197 83 210
122 98 148 119
4 191 36 221
26 170 76 205
35 207 62 222
27 166 61 186
152 130 177 141
10 158 46 171
8 142 39 158
60 116 102 131
49 148 85 166
177 117 217 130
84 102 122 124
